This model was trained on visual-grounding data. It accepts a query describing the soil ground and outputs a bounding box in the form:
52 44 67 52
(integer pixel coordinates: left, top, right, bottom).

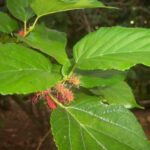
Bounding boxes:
0 99 150 150
0 99 56 150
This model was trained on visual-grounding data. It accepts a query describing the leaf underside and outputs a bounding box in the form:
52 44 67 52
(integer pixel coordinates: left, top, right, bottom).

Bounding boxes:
31 0 108 17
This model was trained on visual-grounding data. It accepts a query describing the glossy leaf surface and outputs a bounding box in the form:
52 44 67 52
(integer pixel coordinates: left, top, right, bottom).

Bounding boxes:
0 12 18 33
19 25 68 64
0 43 60 94
51 99 149 150
74 27 150 70
7 0 34 21
31 0 107 17
91 81 140 108
80 74 124 88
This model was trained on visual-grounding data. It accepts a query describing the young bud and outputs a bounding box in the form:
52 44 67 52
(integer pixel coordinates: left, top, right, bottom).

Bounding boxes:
69 74 80 86
55 84 66 94
18 30 25 37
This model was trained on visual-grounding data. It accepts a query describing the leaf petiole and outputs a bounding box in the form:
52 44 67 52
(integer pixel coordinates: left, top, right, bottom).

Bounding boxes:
49 93 66 109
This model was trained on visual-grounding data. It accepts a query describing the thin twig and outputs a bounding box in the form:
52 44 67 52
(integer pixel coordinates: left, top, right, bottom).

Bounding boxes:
36 129 51 150
82 10 92 32
139 100 150 108
25 16 40 36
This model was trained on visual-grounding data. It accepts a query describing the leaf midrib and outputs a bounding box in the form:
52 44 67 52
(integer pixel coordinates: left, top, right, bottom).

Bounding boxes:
77 50 150 62
67 106 144 139
66 108 108 150
65 107 146 150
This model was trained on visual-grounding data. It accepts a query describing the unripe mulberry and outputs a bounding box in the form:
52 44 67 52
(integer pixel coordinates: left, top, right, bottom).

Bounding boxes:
55 84 66 94
45 95 57 110
63 89 74 102
18 30 25 37
55 83 74 103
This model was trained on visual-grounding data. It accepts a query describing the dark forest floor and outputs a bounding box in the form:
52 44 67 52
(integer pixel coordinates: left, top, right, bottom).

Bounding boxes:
0 99 150 150
0 99 56 150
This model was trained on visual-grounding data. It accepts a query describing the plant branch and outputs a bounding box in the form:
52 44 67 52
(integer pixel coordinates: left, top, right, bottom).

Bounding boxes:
32 16 40 29
23 21 27 36
82 10 92 32
25 16 40 36
49 94 66 109
36 129 50 150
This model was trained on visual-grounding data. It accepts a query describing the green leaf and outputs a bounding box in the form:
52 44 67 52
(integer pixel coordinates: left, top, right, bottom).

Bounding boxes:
31 0 108 17
73 27 150 70
19 25 68 64
62 59 74 77
51 100 149 150
60 0 79 3
0 12 18 33
0 43 61 95
7 0 34 22
91 81 140 108
52 64 62 74
80 74 125 88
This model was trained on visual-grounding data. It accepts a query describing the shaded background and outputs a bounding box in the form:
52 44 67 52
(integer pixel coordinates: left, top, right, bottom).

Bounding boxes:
0 0 150 149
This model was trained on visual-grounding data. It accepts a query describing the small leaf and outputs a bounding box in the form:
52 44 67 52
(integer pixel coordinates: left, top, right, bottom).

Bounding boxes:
7 0 34 22
0 12 18 33
91 81 140 108
51 100 149 150
73 27 150 70
31 0 108 17
80 74 125 88
19 25 68 64
0 43 61 95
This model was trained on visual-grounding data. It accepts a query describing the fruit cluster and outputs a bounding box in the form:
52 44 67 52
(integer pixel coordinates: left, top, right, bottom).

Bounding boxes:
32 74 80 110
